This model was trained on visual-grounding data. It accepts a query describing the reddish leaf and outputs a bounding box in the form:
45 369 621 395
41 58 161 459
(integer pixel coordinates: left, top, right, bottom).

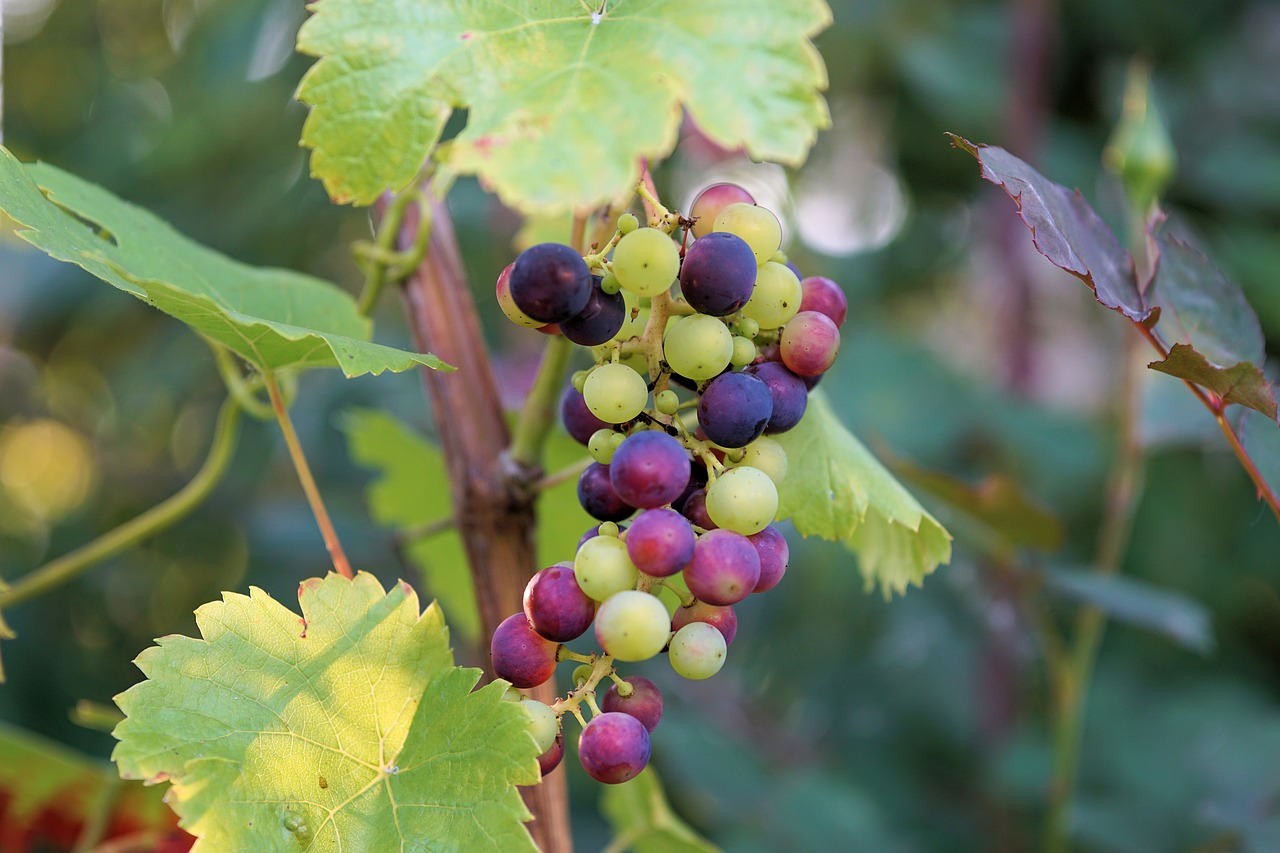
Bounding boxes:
948 133 1155 325
1148 344 1278 420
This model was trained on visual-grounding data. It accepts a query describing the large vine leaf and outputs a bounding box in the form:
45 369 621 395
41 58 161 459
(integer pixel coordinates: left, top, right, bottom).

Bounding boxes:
773 393 952 596
296 0 832 211
112 572 539 851
0 147 446 378
600 768 719 853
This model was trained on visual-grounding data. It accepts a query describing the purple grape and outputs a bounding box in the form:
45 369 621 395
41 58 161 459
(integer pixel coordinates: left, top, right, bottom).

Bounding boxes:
780 311 840 377
578 463 634 522
601 676 664 732
561 386 610 445
561 275 626 346
625 508 696 577
799 276 848 328
697 371 773 449
491 613 559 689
679 232 757 316
609 431 692 509
671 600 738 645
578 712 651 784
744 362 808 434
671 460 709 514
684 529 760 605
509 243 592 323
524 563 596 642
537 733 564 776
748 525 789 593
680 488 717 530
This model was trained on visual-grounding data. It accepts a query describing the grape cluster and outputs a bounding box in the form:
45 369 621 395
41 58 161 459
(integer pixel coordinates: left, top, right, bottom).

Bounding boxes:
491 183 846 784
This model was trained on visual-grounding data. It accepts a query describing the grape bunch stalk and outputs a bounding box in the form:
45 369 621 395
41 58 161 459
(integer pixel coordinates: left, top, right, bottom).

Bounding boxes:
490 180 847 784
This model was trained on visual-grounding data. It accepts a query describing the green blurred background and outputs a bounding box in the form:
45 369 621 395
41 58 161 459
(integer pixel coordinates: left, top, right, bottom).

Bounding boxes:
2 0 1280 850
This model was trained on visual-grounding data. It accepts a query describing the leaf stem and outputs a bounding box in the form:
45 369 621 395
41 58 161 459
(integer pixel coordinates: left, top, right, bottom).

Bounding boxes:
209 341 274 420
0 398 242 610
263 371 353 579
356 180 434 317
508 335 576 470
534 457 592 492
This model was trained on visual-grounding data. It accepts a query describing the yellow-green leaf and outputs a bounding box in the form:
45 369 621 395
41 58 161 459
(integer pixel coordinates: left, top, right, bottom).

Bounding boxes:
601 767 720 853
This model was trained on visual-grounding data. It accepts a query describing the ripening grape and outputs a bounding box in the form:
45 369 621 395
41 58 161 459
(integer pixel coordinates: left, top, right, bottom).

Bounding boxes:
743 362 808 434
609 431 691 509
671 599 738 645
713 202 782 264
495 263 545 329
664 315 733 381
697 371 773 449
690 183 756 238
684 529 761 605
509 243 593 323
594 590 670 661
625 507 697 577
583 363 649 424
574 535 639 601
490 614 559 689
578 712 651 784
538 734 565 777
749 524 789 592
679 232 757 316
577 462 633 523
519 698 560 753
740 261 803 330
680 488 717 530
601 675 664 731
672 460 709 515
780 310 841 377
612 227 680 297
669 622 727 680
523 563 596 642
799 276 848 327
704 466 778 535
734 436 788 486
561 277 626 346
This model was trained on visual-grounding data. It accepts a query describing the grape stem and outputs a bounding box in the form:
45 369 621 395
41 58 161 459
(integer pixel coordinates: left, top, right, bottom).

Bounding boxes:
534 457 593 493
550 652 617 722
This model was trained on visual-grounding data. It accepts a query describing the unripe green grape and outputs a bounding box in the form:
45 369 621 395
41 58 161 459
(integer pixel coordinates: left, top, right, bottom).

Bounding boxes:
740 262 802 330
713 203 782 265
600 272 623 295
583 362 649 423
733 437 788 487
598 521 620 538
730 336 757 367
574 535 639 600
594 590 671 662
572 664 593 687
519 699 560 753
609 432 627 450
611 289 647 342
734 317 760 338
655 389 680 415
617 212 640 234
612 227 679 297
572 370 589 393
663 315 733 380
770 249 789 265
589 429 619 464
705 466 778 535
668 622 727 680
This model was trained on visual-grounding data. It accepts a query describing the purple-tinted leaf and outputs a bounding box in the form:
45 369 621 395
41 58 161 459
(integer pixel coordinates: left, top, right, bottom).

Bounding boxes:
948 134 1155 325
1148 344 1277 420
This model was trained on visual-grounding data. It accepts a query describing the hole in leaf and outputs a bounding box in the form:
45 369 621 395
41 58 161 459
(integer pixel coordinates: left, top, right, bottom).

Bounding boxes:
40 191 119 247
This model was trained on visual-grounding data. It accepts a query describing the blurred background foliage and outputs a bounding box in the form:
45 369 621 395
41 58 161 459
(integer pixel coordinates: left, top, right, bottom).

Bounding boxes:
2 0 1280 850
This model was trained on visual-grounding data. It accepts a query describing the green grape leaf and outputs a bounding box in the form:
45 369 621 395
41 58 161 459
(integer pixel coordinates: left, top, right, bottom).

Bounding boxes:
948 134 1155 325
1148 344 1278 420
600 767 720 853
296 0 832 210
773 393 952 596
0 146 447 377
112 572 539 851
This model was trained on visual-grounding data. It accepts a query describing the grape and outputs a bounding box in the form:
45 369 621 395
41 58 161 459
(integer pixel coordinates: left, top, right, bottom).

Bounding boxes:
799 276 848 327
577 462 633 523
669 622 727 680
561 276 626 346
611 289 647 342
749 524 789 592
612 227 679 297
601 675 663 732
697 371 773 449
684 529 760 605
713 203 782 264
510 243 593 323
524 563 596 642
671 460 709 514
583 362 649 423
609 431 691 509
578 524 601 551
664 315 733 381
491 614 559 688
690 183 756 238
625 508 696 577
617 212 640 234
671 600 738 645
734 436 788 486
743 362 808 434
561 385 610 445
678 232 757 316
704 466 778 536
519 698 560 753
655 389 680 415
780 310 841 377
680 488 717 530
495 263 545 329
594 590 670 661
574 535 639 601
740 262 802 330
578 712 651 784
588 428 620 464
730 336 757 367
537 733 565 777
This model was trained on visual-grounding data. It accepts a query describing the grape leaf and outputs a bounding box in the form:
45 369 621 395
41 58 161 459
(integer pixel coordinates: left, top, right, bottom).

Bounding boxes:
1148 344 1278 420
296 0 832 211
112 572 539 851
773 393 952 596
0 146 447 378
600 767 720 853
948 134 1155 325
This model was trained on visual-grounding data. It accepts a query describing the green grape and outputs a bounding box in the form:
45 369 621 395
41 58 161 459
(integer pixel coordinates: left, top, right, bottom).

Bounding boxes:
589 428 619 464
663 315 733 380
583 362 649 423
612 227 679 297
740 262 802 330
668 622 727 680
609 432 627 450
572 370 589 393
594 590 671 662
611 289 647 342
733 436 788 486
734 317 760 338
601 272 623 295
571 664 593 686
730 335 757 367
574 535 639 600
705 465 778 535
770 249 789 264
617 212 640 234
598 521 620 538
519 699 559 753
713 203 782 264
655 389 680 415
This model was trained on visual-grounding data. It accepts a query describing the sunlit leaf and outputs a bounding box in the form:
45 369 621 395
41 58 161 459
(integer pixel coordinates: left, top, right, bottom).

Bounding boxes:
297 0 832 211
600 767 720 853
1042 566 1213 654
112 572 539 851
